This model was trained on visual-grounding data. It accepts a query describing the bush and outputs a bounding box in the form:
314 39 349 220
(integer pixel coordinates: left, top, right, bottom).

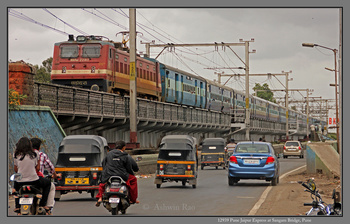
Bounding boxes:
8 89 27 110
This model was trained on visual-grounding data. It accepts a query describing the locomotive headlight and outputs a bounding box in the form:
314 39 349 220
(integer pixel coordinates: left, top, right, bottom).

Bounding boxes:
76 35 87 42
91 66 95 73
62 66 66 73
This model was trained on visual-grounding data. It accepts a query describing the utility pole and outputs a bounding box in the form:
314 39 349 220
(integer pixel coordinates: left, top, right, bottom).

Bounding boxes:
242 39 255 140
220 71 292 139
267 88 313 140
128 8 139 149
282 71 292 140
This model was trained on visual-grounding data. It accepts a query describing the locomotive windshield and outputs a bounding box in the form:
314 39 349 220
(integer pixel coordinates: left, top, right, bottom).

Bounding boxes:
60 45 79 58
82 45 101 58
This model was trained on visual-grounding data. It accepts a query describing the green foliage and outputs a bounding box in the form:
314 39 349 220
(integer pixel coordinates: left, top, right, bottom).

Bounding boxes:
253 83 277 103
8 89 27 110
33 57 52 83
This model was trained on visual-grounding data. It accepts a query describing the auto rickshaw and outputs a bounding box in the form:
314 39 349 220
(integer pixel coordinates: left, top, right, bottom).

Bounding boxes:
200 138 226 170
54 135 109 200
154 135 198 188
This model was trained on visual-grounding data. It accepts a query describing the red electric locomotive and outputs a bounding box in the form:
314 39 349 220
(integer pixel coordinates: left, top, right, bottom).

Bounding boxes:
51 35 161 100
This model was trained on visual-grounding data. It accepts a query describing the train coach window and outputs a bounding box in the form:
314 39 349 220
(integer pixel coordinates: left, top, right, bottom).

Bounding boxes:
82 45 101 58
60 45 79 58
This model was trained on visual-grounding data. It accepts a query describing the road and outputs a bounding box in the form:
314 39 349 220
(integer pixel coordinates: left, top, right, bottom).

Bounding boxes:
8 157 305 216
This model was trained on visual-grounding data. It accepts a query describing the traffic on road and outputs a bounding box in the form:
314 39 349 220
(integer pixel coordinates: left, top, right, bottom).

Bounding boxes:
8 135 307 216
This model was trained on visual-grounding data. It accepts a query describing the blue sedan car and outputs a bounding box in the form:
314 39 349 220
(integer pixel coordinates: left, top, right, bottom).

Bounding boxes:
228 141 280 186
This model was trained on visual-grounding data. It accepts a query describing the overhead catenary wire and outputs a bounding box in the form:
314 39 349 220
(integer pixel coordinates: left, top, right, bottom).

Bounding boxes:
42 8 89 36
9 9 69 36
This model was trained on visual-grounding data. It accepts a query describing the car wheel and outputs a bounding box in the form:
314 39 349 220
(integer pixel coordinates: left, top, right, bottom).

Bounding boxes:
271 176 278 186
228 177 235 186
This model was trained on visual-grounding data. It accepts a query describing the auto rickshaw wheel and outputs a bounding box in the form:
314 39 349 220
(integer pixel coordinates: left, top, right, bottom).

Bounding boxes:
90 190 98 199
156 184 161 188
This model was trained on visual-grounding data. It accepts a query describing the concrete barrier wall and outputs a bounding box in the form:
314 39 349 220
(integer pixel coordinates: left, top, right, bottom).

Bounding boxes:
8 105 66 178
306 142 340 178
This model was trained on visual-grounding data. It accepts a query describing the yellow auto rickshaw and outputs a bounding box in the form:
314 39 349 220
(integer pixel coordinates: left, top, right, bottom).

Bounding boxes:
154 135 198 188
200 138 226 170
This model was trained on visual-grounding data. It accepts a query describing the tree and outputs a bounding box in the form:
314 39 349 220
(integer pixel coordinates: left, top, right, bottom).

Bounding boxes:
253 83 276 103
33 57 52 83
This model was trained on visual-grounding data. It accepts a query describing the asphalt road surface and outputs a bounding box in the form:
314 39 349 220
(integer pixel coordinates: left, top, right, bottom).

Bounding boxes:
8 156 305 216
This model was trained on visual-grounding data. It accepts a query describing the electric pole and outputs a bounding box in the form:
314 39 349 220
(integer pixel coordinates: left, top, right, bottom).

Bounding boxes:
128 8 139 149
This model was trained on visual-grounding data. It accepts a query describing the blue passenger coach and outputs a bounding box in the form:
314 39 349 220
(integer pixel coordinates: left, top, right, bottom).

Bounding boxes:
159 63 206 108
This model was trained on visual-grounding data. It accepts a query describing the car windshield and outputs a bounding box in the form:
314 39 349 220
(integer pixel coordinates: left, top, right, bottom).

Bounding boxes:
235 144 270 153
285 142 300 147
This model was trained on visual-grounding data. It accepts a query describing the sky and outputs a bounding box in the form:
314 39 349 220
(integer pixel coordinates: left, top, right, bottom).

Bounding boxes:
8 7 341 113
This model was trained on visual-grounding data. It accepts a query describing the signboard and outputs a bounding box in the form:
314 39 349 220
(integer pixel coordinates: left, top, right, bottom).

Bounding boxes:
327 109 338 133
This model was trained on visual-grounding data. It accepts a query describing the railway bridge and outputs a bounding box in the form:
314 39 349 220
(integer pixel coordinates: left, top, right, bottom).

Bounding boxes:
27 82 308 147
32 82 232 147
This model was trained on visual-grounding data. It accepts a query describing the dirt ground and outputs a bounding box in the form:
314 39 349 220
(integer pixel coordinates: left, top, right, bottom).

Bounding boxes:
254 168 341 216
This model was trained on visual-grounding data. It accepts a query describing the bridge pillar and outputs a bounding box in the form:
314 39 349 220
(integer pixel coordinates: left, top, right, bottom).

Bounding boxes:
9 61 35 105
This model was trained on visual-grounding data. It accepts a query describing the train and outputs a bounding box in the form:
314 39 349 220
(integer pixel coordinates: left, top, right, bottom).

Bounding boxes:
51 35 326 132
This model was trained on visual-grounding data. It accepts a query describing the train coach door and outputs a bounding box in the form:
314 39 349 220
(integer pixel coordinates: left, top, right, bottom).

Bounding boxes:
200 82 204 108
180 75 184 104
195 80 198 106
175 73 178 103
110 48 116 92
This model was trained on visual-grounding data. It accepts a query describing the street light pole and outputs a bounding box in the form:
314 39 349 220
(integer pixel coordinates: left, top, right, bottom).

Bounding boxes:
302 42 339 150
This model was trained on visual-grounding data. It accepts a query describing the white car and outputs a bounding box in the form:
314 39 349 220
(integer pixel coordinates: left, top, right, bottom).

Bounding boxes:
283 141 304 158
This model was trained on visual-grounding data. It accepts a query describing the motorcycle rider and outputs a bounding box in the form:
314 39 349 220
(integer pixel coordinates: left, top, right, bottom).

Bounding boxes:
13 137 51 214
95 140 139 206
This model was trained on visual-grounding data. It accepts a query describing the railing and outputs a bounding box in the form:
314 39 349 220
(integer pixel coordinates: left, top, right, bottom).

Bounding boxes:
33 82 231 128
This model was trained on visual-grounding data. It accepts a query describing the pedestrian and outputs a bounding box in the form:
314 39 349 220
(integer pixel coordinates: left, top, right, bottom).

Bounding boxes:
95 140 139 206
31 137 59 214
13 137 51 214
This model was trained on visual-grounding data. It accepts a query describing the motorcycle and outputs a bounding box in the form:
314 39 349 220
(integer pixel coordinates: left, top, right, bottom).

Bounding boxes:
102 176 130 215
10 173 47 215
300 178 341 215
